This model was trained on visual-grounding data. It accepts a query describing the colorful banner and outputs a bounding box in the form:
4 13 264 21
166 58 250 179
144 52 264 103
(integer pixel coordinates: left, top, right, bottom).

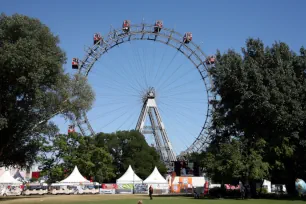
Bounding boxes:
134 184 148 193
100 189 115 194
102 183 118 189
117 184 133 190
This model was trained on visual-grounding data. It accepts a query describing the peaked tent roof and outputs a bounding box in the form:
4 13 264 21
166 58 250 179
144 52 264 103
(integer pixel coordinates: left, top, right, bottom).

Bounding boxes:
13 170 25 181
0 170 22 184
59 166 91 184
116 165 143 184
143 166 168 184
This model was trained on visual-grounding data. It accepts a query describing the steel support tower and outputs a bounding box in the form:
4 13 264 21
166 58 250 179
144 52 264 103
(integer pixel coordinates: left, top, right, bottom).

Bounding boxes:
136 87 177 172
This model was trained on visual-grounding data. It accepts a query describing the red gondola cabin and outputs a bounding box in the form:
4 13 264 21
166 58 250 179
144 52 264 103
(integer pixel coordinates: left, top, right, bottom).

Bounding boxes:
122 20 131 33
93 33 102 45
68 125 75 134
72 58 79 69
183 32 192 44
206 56 215 65
154 20 163 33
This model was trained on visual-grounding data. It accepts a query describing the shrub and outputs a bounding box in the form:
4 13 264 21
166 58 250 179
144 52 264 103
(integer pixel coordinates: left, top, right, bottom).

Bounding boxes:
256 187 268 194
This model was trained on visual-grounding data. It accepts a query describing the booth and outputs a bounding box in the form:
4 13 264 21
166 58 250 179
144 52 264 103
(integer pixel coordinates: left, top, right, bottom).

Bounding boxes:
51 166 95 195
116 165 143 194
0 170 22 196
143 166 169 194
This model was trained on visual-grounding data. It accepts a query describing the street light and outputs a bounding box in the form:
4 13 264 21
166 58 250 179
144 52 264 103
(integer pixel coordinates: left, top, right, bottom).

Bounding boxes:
133 171 135 194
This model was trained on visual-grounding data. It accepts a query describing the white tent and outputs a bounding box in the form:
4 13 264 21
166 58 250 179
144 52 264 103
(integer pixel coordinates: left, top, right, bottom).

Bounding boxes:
143 167 168 184
143 167 168 193
58 166 91 184
0 170 22 184
13 170 25 182
116 165 143 184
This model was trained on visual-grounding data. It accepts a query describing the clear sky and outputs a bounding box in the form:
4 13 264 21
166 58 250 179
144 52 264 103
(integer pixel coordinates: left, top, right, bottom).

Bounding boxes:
2 0 306 154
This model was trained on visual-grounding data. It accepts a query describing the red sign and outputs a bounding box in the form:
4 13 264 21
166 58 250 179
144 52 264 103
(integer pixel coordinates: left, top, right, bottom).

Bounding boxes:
32 171 40 179
102 183 118 189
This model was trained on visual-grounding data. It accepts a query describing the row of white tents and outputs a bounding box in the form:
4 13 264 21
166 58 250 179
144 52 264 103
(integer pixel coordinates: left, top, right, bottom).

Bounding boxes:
0 164 169 195
116 165 168 185
0 165 168 186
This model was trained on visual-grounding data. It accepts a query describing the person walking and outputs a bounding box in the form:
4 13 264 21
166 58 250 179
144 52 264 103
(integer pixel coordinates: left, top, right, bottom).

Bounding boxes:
239 181 245 199
149 185 153 200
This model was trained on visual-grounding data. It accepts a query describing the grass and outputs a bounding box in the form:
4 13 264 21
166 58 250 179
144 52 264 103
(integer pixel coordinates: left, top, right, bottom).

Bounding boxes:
0 195 305 204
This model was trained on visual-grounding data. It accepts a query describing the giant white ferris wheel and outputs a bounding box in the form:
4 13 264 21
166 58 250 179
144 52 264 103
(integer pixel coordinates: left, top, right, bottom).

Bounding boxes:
70 20 216 171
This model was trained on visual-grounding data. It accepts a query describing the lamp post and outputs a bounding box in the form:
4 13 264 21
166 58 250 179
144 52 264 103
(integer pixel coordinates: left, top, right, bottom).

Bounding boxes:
133 171 135 194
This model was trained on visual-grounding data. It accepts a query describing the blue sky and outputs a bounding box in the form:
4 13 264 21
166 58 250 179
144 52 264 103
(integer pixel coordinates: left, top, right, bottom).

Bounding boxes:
2 0 306 154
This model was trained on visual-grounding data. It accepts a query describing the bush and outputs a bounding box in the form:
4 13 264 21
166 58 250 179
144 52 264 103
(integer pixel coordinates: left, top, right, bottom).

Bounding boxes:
209 187 223 198
256 187 268 194
208 187 241 198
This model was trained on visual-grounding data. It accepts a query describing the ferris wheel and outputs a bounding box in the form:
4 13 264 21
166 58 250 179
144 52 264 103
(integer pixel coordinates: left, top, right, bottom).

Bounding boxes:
71 20 215 171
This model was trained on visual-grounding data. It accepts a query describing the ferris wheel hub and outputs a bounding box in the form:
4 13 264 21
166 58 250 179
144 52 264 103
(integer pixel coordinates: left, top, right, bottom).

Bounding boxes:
142 87 156 102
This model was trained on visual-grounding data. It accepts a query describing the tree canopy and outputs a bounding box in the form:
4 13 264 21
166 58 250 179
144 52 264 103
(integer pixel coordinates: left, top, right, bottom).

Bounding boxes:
38 132 114 183
0 13 95 167
38 130 166 183
94 130 167 182
201 38 306 195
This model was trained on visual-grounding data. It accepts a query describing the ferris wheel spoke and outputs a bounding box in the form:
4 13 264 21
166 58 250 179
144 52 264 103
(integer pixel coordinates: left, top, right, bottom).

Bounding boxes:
163 89 207 98
93 61 143 95
163 98 208 105
161 78 203 95
159 100 206 114
116 106 139 131
139 48 150 88
93 100 131 108
158 106 195 152
89 70 140 96
92 83 139 98
159 101 205 126
97 105 139 131
153 45 169 82
91 63 140 93
156 63 185 91
90 103 136 121
96 52 146 94
158 66 198 92
89 72 141 95
128 49 149 90
155 50 180 89
133 48 149 89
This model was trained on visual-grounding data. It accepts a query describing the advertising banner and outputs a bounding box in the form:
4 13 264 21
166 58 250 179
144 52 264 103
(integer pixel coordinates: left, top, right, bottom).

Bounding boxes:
100 188 115 194
134 184 148 194
101 183 118 189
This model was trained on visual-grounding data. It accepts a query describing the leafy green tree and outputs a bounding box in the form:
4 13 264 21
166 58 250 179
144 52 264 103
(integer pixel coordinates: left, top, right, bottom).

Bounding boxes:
39 133 114 184
0 13 94 167
95 130 167 182
205 38 306 195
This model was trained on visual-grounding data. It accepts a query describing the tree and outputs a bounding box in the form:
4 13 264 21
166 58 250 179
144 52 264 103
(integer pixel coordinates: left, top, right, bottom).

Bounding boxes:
204 38 306 195
94 130 167 182
38 133 114 184
0 13 94 167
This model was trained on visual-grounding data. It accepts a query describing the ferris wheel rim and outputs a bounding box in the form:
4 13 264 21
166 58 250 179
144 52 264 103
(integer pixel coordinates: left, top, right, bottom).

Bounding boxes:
74 22 214 155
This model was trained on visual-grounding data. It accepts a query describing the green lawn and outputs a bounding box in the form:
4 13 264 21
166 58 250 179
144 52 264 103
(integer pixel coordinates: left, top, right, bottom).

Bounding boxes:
0 195 304 204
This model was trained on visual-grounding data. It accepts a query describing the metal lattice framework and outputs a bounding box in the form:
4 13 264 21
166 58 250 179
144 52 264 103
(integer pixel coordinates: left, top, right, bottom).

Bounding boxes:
74 22 214 154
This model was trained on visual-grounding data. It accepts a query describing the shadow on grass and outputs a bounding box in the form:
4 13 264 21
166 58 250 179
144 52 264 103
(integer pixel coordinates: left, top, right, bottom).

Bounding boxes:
0 195 44 202
172 194 306 201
